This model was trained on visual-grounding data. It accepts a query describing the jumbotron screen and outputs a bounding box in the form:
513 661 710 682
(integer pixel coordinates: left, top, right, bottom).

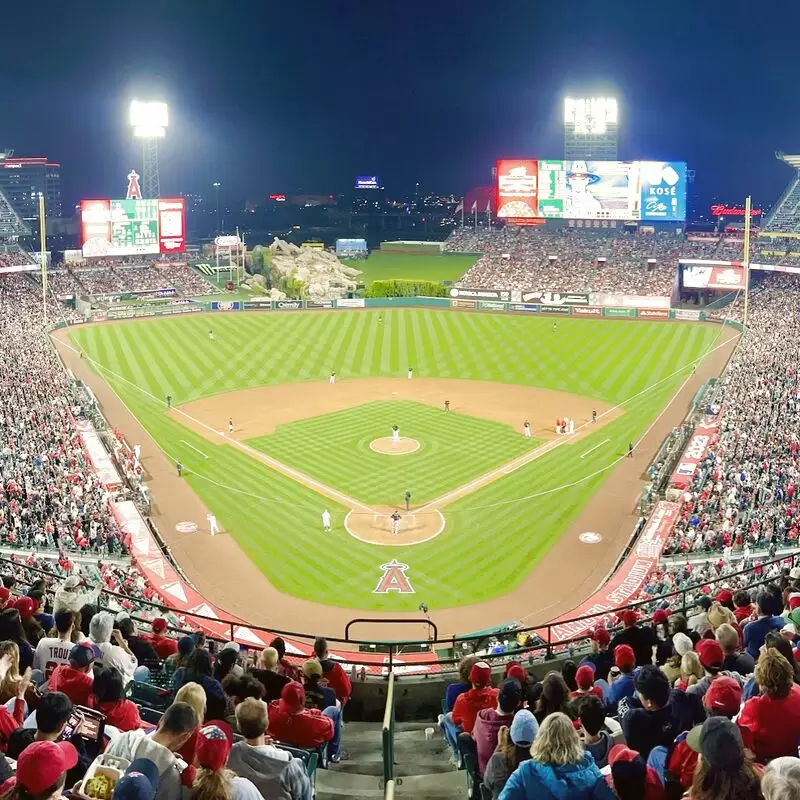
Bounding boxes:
496 160 687 222
80 197 186 257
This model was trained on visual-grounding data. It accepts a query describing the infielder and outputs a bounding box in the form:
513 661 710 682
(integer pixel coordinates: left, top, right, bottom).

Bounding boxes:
523 420 532 438
444 400 450 413
407 367 413 379
228 418 234 434
166 394 172 408
329 370 336 385
207 513 219 536
404 488 411 510
592 410 597 424
392 424 400 443
322 509 331 532
390 510 401 535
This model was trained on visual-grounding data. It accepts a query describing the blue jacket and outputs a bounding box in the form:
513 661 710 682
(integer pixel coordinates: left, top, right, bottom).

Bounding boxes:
743 615 785 659
498 753 616 800
605 672 636 714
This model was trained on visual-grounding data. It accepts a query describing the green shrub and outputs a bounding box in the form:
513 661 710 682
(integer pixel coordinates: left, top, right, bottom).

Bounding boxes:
365 279 447 298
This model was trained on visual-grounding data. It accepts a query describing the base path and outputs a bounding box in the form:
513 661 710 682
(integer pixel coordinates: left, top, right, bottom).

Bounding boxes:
51 326 739 641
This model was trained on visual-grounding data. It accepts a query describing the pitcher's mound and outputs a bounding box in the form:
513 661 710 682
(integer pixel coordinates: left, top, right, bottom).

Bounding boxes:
345 506 445 546
369 437 420 455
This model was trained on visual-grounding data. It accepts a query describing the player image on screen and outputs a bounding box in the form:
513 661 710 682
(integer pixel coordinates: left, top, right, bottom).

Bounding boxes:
564 161 603 216
564 160 640 219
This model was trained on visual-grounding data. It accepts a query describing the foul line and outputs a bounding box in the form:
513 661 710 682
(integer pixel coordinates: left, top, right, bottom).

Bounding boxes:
180 440 209 459
580 439 610 459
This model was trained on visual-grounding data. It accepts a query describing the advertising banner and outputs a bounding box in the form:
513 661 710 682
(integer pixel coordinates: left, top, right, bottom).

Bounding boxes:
308 300 334 309
540 304 572 315
496 160 539 220
509 303 539 313
603 307 637 318
638 308 670 319
543 501 679 642
335 238 367 255
671 423 717 490
452 299 477 310
673 309 703 321
519 291 591 306
595 294 671 309
450 287 510 301
274 300 305 310
336 298 366 308
572 305 603 316
64 249 84 264
355 176 380 189
243 301 272 311
73 420 122 490
476 300 506 311
211 301 242 311
158 198 186 253
682 265 745 290
301 242 325 249
640 162 687 221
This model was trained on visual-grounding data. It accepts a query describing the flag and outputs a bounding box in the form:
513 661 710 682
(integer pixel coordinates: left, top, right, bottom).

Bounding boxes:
485 200 492 214
470 201 477 213
454 201 463 215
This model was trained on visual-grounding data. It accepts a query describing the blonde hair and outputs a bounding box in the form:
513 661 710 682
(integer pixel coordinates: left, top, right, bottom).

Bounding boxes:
756 648 793 699
762 757 800 800
0 641 20 702
260 647 279 670
175 681 207 723
680 651 704 685
191 768 233 800
529 712 584 766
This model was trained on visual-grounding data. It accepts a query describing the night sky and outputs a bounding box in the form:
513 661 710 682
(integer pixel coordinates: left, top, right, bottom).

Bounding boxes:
3 0 800 210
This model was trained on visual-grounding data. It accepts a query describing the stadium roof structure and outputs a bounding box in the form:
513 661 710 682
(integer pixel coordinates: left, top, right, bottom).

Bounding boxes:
760 152 800 234
0 186 30 238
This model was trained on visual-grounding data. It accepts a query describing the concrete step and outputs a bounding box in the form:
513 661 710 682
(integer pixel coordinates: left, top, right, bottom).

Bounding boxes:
316 770 465 800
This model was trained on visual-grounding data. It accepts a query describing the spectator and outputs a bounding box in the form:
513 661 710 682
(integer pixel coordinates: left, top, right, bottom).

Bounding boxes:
105 701 199 800
534 672 574 724
174 682 206 766
717 623 755 675
497 712 614 799
221 673 266 709
744 586 786 659
167 636 196 686
609 610 655 666
301 659 336 712
228 697 313 800
270 638 301 682
0 610 33 672
89 612 141 685
445 655 481 711
267 682 339 763
483 710 536 800
606 745 664 800
738 648 800 760
620 666 677 759
213 648 241 684
111 758 162 800
48 642 96 707
761 757 800 800
0 644 23 704
576 696 612 769
6 692 90 787
250 647 290 703
14 597 44 647
180 649 225 722
144 618 178 659
733 590 754 624
582 627 612 682
686 717 762 800
32 610 79 678
451 662 497 737
688 596 713 635
474 678 523 775
662 633 693 684
89 667 142 732
605 645 637 711
189 723 262 800
686 639 743 700
0 740 78 800
312 638 351 705
675 651 704 690
571 665 603 701
116 615 159 665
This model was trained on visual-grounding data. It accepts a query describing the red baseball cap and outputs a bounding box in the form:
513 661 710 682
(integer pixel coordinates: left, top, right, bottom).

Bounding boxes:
196 724 232 772
590 627 610 646
696 639 724 670
506 663 526 684
621 610 639 627
151 617 168 634
704 676 742 716
15 740 78 793
14 596 36 619
653 608 671 625
469 661 492 687
575 664 595 689
715 589 734 606
789 593 800 611
280 681 305 712
614 645 635 669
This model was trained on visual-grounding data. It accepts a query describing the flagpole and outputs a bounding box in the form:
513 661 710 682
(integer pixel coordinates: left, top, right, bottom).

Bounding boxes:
473 203 477 232
461 200 465 229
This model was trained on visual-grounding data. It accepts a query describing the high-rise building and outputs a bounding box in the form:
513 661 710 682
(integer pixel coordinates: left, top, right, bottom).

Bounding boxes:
564 97 618 160
0 152 62 223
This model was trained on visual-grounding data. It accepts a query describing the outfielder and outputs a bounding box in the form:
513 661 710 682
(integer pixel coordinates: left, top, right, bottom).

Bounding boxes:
407 367 413 379
322 509 331 532
523 420 532 438
392 424 400 443
390 510 401 535
208 329 215 341
329 370 336 385
207 513 219 536
404 488 411 511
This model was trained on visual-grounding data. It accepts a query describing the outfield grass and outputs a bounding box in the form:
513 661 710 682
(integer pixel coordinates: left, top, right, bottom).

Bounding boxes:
343 252 477 285
249 400 540 505
69 310 722 610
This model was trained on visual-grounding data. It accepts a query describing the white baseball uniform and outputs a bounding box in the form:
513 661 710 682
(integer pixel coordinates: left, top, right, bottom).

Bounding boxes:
392 426 400 443
329 372 336 384
407 368 413 379
523 422 531 438
207 513 219 536
391 515 400 534
208 331 214 340
322 510 331 532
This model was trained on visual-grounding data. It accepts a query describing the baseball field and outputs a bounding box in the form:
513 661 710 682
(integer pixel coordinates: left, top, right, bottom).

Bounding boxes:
63 309 729 617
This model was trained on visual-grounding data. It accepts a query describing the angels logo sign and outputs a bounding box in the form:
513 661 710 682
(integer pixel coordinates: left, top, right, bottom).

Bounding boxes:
373 560 415 594
126 170 142 200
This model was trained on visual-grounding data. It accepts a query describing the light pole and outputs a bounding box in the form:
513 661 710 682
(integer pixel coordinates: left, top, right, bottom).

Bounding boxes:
212 181 221 233
130 100 168 198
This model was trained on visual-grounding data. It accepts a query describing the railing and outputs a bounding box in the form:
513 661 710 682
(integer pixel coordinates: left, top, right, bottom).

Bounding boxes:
385 779 395 800
382 671 396 787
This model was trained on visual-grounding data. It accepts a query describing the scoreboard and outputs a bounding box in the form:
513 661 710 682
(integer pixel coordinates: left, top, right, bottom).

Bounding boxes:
81 197 186 258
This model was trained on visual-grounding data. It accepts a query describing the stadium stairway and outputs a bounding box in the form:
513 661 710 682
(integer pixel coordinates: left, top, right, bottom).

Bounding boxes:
316 721 464 800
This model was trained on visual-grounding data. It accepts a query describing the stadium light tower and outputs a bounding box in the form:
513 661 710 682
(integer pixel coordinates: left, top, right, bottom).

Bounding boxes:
130 100 168 198
564 97 618 160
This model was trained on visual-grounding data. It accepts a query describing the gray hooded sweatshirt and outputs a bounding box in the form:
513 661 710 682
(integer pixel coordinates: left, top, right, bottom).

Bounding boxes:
227 740 313 800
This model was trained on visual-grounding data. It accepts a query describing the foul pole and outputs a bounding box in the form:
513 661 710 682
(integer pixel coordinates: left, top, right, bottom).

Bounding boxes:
38 193 47 326
742 195 752 328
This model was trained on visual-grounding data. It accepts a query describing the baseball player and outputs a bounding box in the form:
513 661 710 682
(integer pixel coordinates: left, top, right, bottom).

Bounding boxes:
444 400 450 413
208 329 215 341
390 510 401 535
628 442 634 458
322 509 331 532
166 394 172 408
523 420 532 438
407 367 413 380
329 370 336 385
568 418 575 435
176 460 183 477
404 488 411 511
392 424 400 443
228 418 234 434
207 513 219 537
592 410 597 424
552 321 557 332
133 444 141 463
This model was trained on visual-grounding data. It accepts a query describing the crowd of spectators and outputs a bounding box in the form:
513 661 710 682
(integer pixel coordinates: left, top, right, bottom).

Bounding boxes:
66 260 216 297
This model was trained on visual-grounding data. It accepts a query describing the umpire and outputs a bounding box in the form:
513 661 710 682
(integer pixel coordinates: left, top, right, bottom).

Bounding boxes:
404 488 411 510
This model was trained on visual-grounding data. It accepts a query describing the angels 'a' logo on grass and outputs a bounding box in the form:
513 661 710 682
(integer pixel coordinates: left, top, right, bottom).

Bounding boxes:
373 559 415 594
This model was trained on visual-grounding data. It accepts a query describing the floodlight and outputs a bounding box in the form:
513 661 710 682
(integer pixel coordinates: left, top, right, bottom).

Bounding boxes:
130 101 169 138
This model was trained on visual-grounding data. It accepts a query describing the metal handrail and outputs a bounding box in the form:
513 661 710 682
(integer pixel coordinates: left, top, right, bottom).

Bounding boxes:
345 617 438 642
382 671 395 785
